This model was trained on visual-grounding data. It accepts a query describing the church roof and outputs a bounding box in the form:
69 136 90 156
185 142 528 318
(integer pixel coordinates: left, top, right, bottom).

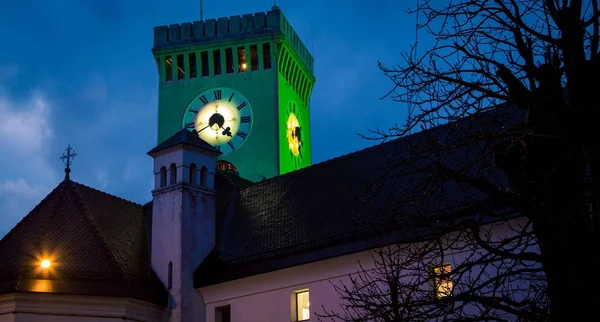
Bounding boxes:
194 105 526 287
0 179 168 305
148 128 220 155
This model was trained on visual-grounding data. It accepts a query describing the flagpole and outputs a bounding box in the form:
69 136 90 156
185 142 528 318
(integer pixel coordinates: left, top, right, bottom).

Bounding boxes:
200 0 204 20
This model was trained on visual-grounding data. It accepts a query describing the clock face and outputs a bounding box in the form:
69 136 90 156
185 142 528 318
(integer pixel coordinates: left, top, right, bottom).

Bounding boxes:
182 87 252 156
285 101 304 167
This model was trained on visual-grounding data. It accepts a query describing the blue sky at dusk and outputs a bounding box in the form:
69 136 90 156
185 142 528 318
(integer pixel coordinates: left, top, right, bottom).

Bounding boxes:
0 0 423 237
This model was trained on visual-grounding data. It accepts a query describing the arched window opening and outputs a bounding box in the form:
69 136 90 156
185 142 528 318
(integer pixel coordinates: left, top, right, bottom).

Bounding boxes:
167 261 173 289
169 163 177 185
159 166 167 188
200 166 209 186
189 163 198 184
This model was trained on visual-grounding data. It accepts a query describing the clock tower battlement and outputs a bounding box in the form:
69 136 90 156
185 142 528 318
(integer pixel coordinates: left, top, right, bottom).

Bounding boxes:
152 6 315 182
152 7 314 74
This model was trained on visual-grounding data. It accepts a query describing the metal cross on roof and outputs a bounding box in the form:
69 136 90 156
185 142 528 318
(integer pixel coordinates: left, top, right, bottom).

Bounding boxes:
60 144 78 179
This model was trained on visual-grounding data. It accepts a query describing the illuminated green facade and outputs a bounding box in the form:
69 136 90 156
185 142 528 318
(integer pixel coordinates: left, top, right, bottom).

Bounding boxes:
152 6 314 182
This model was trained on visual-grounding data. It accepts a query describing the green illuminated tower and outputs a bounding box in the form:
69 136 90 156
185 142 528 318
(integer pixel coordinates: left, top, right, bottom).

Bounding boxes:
152 6 315 182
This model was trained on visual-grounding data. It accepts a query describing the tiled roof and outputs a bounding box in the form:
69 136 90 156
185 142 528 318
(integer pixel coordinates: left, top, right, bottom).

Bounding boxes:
148 128 220 155
0 179 168 305
195 105 527 286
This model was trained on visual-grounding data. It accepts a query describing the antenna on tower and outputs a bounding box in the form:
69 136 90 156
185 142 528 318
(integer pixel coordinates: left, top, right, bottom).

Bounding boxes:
200 0 204 21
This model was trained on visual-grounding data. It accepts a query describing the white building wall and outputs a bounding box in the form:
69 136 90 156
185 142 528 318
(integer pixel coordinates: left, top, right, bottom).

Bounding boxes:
0 293 164 322
199 217 539 322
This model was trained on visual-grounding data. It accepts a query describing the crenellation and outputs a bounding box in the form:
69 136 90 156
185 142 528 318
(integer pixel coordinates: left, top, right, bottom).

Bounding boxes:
254 12 267 30
153 7 314 74
230 15 242 33
205 19 217 37
168 24 181 42
154 25 168 45
266 10 280 29
192 21 204 39
241 14 254 32
181 22 192 40
217 17 228 35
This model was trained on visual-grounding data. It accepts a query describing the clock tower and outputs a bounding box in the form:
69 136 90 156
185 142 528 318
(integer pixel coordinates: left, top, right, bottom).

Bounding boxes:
152 6 315 182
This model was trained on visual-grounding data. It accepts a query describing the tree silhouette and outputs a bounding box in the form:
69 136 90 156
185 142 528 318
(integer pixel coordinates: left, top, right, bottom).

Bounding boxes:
321 1 600 321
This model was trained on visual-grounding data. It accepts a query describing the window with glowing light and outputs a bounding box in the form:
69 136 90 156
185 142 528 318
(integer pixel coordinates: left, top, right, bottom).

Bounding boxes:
292 289 310 321
237 46 247 72
433 263 452 298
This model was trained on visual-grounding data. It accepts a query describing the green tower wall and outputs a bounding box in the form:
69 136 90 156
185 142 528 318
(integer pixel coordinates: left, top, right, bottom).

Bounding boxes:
152 7 314 181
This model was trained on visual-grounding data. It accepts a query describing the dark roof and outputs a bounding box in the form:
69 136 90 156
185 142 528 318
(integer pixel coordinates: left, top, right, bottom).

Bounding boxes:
0 179 168 305
195 105 527 287
148 128 220 155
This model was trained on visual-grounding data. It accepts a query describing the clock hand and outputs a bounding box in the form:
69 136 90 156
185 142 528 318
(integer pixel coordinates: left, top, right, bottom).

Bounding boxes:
220 126 233 137
197 125 209 132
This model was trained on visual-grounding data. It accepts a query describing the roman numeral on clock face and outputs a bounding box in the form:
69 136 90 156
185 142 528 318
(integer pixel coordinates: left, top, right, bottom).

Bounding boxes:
241 116 251 123
236 131 247 139
214 90 222 100
199 95 209 105
236 102 247 110
228 141 235 150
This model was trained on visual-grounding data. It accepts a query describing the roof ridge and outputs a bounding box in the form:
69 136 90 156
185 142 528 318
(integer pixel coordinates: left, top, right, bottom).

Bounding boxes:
0 180 67 245
67 182 130 283
71 180 144 207
244 104 512 190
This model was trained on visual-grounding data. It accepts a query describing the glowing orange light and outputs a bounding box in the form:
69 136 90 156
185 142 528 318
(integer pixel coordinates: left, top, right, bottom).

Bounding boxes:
40 260 51 269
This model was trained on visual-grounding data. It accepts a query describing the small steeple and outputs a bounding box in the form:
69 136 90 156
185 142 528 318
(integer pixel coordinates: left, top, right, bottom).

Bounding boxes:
59 144 78 180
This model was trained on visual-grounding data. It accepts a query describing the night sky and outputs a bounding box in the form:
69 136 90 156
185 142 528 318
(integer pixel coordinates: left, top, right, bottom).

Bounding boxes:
0 0 424 237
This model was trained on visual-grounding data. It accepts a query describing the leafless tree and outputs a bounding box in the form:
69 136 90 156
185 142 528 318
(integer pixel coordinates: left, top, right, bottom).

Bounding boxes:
323 0 600 321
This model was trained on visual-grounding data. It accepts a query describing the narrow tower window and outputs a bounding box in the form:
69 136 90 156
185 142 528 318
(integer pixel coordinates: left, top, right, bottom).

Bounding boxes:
262 43 272 69
200 166 208 187
189 163 197 184
169 163 177 185
189 52 197 78
213 49 222 75
250 44 259 71
167 261 173 289
237 46 247 72
159 166 167 188
165 56 173 82
177 54 185 80
225 48 234 74
201 51 209 77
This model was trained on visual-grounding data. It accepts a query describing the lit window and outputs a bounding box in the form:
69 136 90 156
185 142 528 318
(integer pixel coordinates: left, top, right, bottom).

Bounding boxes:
292 289 310 321
433 263 452 298
238 46 247 72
